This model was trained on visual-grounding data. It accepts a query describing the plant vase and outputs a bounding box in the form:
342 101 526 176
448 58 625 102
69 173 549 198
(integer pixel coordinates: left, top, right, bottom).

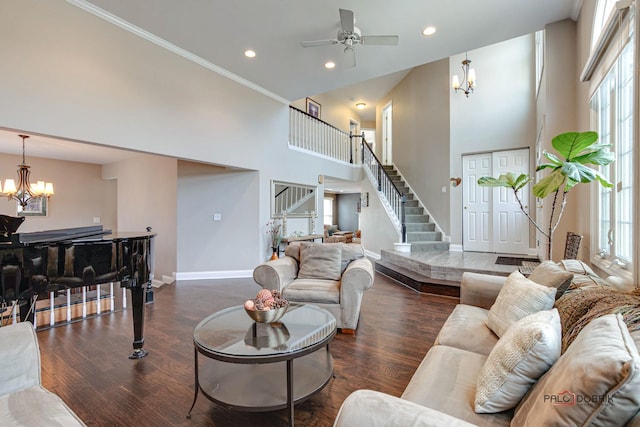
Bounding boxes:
270 247 279 260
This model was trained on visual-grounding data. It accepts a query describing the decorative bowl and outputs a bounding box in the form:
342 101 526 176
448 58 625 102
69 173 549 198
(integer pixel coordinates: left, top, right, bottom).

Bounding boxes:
245 304 289 324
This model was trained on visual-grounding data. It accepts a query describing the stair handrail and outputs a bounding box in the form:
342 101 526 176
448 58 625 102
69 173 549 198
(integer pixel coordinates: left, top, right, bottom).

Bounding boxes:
361 140 407 243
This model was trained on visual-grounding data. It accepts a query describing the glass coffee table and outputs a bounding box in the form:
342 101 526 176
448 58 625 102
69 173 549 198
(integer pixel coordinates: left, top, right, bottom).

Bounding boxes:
187 303 337 426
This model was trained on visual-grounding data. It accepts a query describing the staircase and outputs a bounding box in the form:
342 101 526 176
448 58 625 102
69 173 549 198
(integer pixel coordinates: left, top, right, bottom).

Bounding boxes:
375 165 458 296
382 165 449 252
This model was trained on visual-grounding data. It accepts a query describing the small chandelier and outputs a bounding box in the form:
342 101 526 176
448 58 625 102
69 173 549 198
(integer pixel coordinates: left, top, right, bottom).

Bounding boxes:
451 53 477 97
1 134 54 208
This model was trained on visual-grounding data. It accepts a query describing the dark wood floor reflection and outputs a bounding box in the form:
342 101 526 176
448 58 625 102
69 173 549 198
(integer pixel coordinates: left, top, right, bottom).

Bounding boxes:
37 273 458 426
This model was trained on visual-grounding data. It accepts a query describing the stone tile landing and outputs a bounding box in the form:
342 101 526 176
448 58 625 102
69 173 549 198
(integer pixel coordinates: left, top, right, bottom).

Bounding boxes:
375 249 520 297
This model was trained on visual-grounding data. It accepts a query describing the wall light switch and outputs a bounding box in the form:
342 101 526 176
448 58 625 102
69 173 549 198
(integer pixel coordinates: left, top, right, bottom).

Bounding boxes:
93 217 101 224
441 186 447 193
213 213 222 221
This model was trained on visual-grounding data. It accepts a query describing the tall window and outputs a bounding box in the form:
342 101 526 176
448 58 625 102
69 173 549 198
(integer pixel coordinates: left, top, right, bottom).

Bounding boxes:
323 197 333 226
590 0 634 271
592 0 618 47
535 30 544 96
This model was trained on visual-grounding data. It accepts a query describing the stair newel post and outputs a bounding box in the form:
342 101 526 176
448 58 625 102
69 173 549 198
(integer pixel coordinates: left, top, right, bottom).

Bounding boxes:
349 131 354 164
400 194 407 243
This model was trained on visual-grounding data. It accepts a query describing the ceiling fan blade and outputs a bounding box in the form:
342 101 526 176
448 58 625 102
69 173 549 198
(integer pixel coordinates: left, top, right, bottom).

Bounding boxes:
361 35 399 46
301 39 339 48
345 47 356 68
339 9 355 34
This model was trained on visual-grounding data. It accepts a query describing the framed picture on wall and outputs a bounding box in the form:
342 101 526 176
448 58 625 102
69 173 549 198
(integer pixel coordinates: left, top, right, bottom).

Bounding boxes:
17 196 47 217
361 192 369 207
306 97 321 119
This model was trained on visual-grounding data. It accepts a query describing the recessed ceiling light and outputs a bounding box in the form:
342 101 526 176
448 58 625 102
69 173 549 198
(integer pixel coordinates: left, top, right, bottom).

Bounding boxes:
355 102 366 109
324 61 336 69
244 50 256 58
422 26 437 36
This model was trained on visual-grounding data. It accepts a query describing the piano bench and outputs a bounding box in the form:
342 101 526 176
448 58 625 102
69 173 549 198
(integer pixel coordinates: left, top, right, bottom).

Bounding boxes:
0 323 86 426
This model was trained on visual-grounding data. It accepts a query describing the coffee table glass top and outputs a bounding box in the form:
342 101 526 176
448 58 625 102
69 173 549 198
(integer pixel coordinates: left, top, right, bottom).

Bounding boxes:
193 303 336 358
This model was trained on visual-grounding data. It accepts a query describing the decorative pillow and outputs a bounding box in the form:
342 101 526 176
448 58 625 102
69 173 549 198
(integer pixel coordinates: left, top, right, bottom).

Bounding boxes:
486 270 556 337
527 261 573 300
475 309 561 413
512 314 640 426
297 242 342 281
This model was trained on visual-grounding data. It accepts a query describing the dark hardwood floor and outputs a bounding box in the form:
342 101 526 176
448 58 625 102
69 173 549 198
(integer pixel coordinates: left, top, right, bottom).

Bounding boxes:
36 272 458 426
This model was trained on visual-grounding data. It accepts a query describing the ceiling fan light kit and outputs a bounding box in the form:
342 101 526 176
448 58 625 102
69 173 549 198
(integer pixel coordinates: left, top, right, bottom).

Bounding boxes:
301 9 399 68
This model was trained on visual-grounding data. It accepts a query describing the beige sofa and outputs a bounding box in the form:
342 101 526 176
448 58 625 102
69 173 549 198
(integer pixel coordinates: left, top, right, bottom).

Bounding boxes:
253 242 373 333
334 261 640 426
0 322 85 426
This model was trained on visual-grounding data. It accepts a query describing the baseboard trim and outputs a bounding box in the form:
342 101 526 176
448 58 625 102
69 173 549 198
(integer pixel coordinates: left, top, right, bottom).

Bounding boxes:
449 244 463 252
175 270 254 281
365 249 381 260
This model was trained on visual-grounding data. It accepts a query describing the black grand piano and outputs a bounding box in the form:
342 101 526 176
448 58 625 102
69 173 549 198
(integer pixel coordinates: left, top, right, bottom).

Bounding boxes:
0 217 155 359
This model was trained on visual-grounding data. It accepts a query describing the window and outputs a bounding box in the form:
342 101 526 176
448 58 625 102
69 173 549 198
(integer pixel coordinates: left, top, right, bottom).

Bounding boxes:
590 0 634 272
535 30 544 96
323 197 333 225
592 0 618 48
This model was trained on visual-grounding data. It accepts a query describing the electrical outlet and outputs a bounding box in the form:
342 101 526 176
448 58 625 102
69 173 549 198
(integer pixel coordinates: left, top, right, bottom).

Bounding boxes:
213 213 222 221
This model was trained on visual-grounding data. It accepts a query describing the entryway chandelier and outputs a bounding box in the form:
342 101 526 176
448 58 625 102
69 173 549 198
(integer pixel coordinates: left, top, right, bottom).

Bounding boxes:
451 53 476 97
1 134 54 208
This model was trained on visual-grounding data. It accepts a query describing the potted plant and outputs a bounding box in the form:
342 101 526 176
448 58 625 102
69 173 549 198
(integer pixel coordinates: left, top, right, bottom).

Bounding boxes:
478 131 614 259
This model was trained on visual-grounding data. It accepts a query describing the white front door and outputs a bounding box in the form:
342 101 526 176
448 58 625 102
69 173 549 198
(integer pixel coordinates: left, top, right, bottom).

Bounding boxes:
463 153 492 252
382 102 392 165
462 148 530 254
492 149 530 254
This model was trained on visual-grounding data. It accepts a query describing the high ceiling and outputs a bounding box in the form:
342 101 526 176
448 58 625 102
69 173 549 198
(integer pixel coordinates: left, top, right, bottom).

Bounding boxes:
1 0 581 162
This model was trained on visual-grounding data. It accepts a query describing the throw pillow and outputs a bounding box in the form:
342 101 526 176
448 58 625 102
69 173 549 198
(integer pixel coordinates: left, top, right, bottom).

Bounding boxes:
512 314 640 426
527 261 573 300
475 309 561 413
297 242 342 281
486 270 556 337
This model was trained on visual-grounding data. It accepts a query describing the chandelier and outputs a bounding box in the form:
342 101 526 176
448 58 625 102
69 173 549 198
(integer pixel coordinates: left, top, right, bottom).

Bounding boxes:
451 54 476 97
1 134 54 208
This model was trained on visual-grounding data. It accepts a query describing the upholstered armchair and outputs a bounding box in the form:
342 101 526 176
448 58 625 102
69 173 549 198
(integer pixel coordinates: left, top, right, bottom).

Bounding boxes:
253 242 374 333
0 322 86 426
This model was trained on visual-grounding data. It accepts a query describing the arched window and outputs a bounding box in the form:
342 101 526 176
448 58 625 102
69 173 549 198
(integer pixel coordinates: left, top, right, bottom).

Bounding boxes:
592 0 618 48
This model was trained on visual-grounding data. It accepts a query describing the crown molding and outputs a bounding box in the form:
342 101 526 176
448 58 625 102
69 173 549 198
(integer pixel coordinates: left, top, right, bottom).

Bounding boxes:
570 0 584 20
66 0 289 105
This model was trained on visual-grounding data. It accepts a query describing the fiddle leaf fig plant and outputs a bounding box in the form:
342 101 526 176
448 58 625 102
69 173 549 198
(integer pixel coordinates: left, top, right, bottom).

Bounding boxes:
478 131 614 259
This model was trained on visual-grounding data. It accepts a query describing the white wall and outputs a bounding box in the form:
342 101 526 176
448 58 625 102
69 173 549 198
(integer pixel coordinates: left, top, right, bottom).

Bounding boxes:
450 34 537 247
358 175 399 254
0 0 360 278
102 155 178 281
177 162 259 273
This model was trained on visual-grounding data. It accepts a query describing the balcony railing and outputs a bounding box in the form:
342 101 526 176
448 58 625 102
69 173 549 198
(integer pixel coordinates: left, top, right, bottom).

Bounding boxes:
289 106 355 163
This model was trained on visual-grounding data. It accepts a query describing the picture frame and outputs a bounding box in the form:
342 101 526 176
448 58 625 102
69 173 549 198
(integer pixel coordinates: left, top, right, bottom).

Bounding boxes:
361 192 369 208
17 196 47 217
306 97 321 119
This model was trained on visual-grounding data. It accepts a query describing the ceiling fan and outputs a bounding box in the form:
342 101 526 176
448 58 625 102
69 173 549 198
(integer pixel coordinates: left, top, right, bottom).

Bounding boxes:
301 8 399 68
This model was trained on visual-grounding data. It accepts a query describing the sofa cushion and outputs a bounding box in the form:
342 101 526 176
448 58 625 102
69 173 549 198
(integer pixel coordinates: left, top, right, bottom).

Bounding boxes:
512 313 640 426
434 304 498 356
297 242 342 280
282 278 340 304
475 309 561 413
486 271 556 337
338 243 365 274
402 345 512 427
0 386 86 426
527 261 573 299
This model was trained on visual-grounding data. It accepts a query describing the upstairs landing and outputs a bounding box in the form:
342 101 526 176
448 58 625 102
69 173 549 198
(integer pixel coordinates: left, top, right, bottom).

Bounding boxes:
376 249 522 298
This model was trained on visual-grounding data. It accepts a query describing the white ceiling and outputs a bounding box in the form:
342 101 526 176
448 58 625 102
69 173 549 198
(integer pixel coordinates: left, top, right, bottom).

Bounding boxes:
0 0 580 163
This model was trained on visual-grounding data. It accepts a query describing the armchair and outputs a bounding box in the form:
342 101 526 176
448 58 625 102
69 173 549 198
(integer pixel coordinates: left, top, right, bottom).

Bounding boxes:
0 322 85 426
253 242 374 333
